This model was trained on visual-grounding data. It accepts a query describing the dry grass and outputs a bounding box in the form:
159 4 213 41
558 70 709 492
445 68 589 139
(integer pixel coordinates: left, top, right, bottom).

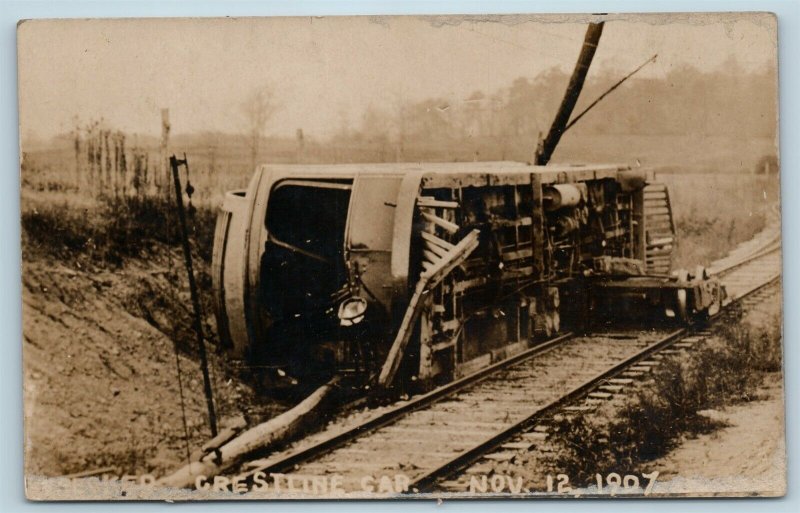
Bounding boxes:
659 172 779 269
22 194 216 267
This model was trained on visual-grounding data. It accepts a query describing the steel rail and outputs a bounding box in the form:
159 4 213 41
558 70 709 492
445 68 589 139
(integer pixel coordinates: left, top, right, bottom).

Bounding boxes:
240 332 575 478
409 327 687 493
410 268 781 493
711 243 781 277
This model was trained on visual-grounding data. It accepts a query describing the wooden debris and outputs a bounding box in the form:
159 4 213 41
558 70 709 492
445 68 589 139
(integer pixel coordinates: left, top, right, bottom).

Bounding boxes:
158 376 340 489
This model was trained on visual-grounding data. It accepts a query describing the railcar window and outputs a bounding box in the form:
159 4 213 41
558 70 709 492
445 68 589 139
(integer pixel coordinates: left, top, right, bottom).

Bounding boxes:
266 182 352 263
348 176 402 251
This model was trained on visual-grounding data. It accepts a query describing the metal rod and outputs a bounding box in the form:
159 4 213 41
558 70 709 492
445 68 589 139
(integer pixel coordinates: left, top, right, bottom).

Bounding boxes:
564 53 658 133
170 154 218 438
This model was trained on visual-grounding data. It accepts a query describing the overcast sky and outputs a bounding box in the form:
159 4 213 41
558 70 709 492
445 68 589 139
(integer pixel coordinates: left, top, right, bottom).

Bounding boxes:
17 13 776 140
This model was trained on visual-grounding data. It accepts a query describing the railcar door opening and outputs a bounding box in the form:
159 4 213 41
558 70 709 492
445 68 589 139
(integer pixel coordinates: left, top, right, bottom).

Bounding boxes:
258 179 353 381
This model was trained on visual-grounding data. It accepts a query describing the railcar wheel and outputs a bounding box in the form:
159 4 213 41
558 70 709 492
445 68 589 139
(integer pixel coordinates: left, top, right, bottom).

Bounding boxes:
676 288 691 324
707 295 721 317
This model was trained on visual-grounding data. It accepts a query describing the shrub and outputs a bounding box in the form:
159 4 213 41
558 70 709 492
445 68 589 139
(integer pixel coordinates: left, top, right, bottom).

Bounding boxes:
21 195 216 267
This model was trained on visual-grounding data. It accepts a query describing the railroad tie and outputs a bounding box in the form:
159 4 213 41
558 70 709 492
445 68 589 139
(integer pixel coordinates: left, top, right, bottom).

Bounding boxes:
608 378 634 385
564 405 595 413
520 431 548 442
483 451 517 462
464 463 495 475
501 441 535 451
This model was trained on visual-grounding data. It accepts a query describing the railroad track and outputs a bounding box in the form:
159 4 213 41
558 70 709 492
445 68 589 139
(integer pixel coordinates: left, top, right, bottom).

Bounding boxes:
232 237 781 498
431 254 781 495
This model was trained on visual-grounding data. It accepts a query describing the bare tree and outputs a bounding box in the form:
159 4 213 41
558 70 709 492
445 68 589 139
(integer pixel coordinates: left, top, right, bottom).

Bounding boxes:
241 87 278 171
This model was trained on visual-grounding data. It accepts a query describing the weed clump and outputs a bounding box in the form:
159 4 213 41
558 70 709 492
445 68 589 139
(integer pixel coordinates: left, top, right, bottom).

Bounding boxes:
21 195 216 267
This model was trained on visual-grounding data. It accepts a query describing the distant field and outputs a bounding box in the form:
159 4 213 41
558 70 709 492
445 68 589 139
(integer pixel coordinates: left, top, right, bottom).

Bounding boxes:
21 133 776 209
553 134 776 175
20 133 779 272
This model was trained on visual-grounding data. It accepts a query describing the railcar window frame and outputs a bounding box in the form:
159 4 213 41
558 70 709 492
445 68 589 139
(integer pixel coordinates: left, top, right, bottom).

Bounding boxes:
264 179 354 264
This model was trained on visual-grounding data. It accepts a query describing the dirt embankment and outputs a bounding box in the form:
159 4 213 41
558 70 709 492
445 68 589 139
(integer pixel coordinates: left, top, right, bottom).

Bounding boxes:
22 247 285 478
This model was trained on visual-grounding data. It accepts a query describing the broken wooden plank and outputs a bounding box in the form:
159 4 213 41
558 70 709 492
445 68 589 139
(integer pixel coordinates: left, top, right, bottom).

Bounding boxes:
158 376 340 489
422 248 441 265
378 230 480 387
418 197 459 209
191 415 248 462
421 230 480 283
424 239 448 258
421 211 459 234
420 230 455 250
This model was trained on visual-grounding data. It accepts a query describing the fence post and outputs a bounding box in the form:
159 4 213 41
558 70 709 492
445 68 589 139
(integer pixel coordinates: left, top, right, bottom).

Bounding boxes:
73 127 81 191
96 129 103 193
113 132 120 198
159 108 170 197
118 132 127 197
104 129 111 196
86 127 94 192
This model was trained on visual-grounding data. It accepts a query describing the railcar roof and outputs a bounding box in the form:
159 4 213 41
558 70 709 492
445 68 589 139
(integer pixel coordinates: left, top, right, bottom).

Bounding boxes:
260 161 637 187
260 161 631 176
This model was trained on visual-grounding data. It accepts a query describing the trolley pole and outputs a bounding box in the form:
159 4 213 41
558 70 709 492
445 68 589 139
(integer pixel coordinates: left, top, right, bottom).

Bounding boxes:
170 154 218 438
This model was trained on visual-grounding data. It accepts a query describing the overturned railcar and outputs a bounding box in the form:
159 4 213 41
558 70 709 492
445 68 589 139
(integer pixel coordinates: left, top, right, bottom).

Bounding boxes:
212 162 722 392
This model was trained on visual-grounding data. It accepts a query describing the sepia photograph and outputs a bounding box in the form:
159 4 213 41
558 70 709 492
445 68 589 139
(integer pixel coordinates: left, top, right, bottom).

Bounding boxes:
17 12 783 500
